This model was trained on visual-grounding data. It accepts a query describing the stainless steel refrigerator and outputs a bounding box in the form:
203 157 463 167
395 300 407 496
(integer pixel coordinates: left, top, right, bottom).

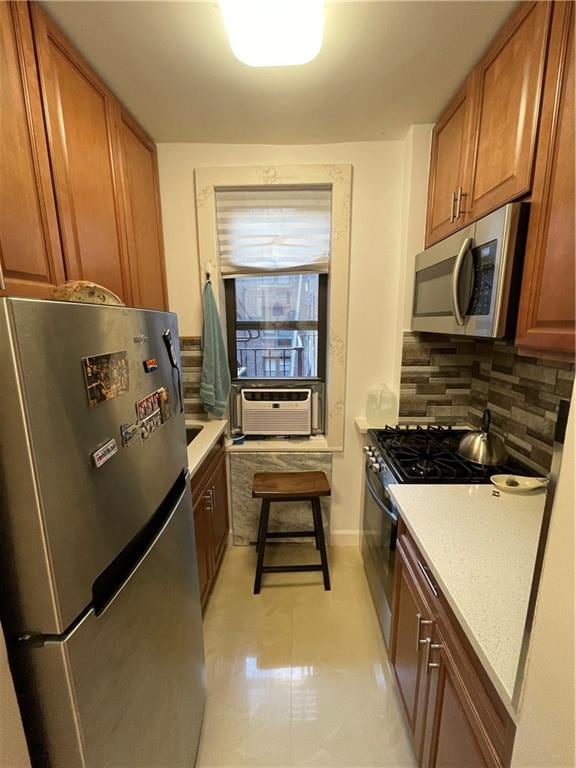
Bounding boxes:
0 297 205 767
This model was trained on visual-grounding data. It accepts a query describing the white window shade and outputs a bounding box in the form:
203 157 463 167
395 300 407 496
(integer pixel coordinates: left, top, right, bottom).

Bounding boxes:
215 187 331 277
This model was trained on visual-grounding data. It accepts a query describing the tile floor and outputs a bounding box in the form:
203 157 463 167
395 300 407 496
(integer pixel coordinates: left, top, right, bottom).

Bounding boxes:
196 543 416 768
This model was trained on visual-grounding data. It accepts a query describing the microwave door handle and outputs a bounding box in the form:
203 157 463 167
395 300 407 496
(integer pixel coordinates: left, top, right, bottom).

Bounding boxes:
451 237 473 326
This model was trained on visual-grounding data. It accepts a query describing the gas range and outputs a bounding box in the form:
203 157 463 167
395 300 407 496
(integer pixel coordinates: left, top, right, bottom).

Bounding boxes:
361 424 538 650
366 425 537 484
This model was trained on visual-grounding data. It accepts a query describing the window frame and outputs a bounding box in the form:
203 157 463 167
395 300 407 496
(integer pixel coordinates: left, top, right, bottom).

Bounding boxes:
194 164 352 450
225 274 328 382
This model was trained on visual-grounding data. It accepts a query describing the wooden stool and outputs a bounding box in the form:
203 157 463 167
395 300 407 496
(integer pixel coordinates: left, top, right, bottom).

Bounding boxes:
252 471 331 594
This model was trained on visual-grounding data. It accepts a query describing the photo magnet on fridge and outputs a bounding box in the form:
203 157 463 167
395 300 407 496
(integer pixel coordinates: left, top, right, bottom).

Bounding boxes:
120 420 141 448
157 387 171 423
82 351 129 407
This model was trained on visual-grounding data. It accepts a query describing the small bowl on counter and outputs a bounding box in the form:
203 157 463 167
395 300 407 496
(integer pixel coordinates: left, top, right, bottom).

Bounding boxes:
490 474 549 494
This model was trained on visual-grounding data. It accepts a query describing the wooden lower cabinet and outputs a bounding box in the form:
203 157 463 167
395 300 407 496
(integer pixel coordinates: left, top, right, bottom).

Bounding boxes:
391 554 431 741
192 440 229 611
193 483 215 607
421 626 495 768
391 523 515 768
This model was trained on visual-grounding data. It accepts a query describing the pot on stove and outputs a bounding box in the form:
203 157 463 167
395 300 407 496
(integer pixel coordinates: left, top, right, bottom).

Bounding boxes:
458 409 507 466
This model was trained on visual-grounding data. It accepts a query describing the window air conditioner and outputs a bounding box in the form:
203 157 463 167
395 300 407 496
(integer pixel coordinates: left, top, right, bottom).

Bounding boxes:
240 389 312 436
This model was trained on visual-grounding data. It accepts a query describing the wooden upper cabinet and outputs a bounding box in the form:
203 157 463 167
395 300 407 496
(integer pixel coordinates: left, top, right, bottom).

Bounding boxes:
425 82 474 246
30 4 131 303
117 111 168 310
465 2 552 222
516 2 575 355
425 2 551 247
0 2 64 298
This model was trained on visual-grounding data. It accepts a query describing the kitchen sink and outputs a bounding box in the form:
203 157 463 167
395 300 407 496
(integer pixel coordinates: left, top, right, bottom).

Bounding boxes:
186 427 203 446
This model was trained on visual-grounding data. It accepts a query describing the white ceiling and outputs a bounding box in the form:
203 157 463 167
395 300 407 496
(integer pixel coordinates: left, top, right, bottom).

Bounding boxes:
41 0 517 144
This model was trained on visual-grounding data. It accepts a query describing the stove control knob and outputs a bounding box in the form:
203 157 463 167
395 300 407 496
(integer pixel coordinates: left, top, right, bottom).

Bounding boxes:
370 461 380 471
363 446 373 454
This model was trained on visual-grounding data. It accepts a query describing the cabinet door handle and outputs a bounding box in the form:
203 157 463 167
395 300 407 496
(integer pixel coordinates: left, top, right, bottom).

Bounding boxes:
203 490 213 514
427 642 443 670
416 612 433 651
449 191 457 223
417 559 438 596
455 186 466 219
0 260 5 291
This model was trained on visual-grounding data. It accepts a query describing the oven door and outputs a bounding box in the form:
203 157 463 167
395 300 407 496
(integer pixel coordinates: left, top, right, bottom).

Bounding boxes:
361 465 398 647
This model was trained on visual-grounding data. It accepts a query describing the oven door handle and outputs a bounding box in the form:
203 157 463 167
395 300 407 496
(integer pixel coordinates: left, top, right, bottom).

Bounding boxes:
451 237 473 326
365 465 398 526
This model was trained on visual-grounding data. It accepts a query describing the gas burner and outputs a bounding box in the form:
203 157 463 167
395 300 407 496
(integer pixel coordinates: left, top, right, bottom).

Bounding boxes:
416 459 437 474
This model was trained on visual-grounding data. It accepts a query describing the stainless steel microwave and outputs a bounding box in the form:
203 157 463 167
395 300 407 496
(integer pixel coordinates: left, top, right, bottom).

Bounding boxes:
411 202 527 337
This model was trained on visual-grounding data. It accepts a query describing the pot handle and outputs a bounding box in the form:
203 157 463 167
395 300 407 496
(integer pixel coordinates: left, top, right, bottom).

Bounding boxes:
482 408 491 433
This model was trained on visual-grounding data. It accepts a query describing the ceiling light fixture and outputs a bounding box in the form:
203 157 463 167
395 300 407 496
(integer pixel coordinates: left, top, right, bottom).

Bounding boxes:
218 0 325 68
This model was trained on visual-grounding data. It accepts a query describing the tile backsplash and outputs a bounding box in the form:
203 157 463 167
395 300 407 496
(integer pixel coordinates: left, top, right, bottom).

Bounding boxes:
180 337 203 417
399 331 574 473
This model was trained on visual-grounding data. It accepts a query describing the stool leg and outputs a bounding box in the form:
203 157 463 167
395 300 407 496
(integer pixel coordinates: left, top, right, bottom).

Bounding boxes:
312 498 331 591
255 503 265 552
254 500 270 594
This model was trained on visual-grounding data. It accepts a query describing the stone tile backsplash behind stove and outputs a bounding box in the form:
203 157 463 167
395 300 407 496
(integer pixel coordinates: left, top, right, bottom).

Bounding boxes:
180 337 203 417
399 331 574 473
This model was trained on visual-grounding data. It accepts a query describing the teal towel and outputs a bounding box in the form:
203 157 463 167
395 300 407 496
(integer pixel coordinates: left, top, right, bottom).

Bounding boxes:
200 282 231 418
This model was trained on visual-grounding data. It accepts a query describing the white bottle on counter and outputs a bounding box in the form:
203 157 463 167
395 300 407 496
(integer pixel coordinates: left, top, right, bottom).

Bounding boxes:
366 383 397 428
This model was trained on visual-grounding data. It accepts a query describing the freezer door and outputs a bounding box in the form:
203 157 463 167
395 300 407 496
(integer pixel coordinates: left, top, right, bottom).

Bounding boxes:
19 477 205 768
2 298 187 633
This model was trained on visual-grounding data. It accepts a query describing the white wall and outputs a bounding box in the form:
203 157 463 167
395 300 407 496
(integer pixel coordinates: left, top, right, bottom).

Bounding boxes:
158 137 431 539
393 124 433 395
511 393 576 768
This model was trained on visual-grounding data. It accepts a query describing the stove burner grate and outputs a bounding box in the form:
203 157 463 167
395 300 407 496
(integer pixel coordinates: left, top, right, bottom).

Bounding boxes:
369 424 537 484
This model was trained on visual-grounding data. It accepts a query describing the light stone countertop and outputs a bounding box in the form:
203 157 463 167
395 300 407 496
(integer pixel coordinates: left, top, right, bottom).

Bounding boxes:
389 483 547 717
185 418 228 476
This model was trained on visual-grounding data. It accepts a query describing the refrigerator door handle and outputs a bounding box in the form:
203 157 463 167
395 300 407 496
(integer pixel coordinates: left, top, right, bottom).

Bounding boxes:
91 470 190 618
19 470 192 645
162 328 184 413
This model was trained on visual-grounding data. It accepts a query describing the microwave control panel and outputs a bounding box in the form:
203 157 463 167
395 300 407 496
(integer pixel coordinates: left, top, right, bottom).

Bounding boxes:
467 239 497 316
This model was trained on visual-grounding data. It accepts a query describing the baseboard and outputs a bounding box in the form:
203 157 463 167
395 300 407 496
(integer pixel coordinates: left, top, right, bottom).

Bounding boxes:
329 530 359 547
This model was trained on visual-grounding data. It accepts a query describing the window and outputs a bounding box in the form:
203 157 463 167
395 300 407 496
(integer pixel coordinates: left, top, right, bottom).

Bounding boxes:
216 186 331 381
225 274 327 379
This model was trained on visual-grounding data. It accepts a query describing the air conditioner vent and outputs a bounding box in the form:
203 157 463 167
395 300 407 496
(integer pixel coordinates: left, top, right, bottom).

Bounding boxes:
243 390 309 402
